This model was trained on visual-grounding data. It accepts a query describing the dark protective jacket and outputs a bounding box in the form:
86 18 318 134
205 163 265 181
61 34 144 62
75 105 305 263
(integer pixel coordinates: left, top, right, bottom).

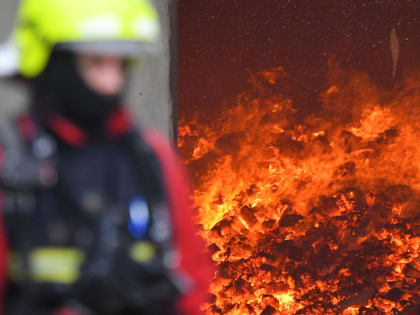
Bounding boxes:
0 108 214 315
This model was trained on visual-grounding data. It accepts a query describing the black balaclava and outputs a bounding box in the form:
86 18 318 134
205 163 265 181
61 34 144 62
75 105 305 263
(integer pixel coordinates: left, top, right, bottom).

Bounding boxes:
33 50 122 133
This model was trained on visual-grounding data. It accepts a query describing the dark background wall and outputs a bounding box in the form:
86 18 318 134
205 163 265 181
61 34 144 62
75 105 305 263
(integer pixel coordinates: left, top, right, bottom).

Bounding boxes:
179 0 420 118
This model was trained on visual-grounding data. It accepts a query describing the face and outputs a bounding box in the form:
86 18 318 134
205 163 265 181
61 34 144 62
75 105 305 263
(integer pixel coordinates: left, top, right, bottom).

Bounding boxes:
76 54 126 96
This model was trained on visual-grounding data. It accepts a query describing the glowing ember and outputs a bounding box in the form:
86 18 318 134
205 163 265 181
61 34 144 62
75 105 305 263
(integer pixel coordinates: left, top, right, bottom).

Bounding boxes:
178 65 420 314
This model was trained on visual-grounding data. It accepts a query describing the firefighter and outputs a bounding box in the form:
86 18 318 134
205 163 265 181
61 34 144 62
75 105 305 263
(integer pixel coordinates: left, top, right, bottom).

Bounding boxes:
0 0 214 314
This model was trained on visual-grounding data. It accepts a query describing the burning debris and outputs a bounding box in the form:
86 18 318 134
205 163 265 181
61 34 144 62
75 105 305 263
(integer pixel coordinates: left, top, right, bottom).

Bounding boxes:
178 66 420 314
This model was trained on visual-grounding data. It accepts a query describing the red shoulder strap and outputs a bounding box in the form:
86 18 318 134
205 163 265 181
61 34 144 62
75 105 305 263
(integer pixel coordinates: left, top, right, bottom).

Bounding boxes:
0 145 10 315
143 130 214 315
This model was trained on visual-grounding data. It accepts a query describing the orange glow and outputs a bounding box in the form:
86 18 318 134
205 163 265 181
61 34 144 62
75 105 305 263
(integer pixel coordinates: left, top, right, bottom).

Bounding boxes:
179 65 420 314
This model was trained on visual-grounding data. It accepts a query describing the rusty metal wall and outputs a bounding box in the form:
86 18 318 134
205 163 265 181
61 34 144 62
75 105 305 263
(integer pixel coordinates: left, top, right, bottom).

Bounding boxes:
0 0 173 137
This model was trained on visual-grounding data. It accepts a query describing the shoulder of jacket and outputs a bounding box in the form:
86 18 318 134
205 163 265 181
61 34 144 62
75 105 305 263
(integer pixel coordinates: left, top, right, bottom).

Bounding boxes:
141 128 175 155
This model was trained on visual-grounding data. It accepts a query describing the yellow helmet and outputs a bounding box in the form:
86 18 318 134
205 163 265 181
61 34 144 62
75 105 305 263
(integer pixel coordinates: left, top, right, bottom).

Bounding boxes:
0 0 161 78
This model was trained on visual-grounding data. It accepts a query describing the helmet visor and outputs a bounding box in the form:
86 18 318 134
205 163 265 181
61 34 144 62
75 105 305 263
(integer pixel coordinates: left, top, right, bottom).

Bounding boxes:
56 40 161 57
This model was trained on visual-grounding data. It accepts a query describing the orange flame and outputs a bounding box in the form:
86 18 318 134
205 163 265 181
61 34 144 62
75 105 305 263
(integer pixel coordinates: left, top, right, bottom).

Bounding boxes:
179 65 420 314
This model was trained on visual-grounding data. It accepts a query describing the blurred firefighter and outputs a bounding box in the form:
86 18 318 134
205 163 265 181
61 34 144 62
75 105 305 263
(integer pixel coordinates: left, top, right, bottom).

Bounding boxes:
0 0 214 314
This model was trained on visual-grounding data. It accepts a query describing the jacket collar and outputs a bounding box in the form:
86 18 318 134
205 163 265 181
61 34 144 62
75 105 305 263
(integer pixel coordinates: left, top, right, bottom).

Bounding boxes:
19 107 133 147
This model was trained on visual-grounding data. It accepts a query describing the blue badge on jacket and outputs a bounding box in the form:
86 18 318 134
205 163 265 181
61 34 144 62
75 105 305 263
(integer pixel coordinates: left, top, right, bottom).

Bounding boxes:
128 197 150 239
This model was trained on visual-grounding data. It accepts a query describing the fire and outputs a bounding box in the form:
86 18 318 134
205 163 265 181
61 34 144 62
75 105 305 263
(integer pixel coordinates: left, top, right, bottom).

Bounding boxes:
178 65 420 314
